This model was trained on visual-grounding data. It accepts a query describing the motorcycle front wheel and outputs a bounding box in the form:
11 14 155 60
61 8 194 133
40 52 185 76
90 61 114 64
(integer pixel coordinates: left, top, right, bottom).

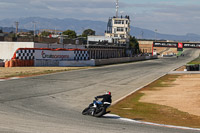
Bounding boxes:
82 107 90 115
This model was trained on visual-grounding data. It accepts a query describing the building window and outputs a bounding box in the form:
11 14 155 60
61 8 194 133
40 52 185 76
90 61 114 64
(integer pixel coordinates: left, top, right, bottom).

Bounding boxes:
126 20 128 24
114 28 117 33
114 34 118 37
117 27 124 32
114 20 125 24
120 34 125 38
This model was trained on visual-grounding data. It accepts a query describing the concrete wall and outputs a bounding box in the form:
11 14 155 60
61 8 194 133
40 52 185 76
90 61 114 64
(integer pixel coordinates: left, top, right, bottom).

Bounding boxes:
34 60 59 67
59 60 95 67
95 56 157 66
34 56 157 67
35 59 95 67
0 42 86 62
0 42 34 61
24 55 158 67
34 43 85 49
138 41 153 53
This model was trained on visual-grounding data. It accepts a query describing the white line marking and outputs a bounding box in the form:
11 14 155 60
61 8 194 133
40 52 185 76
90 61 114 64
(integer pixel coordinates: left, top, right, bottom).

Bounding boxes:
9 77 20 80
105 114 200 131
112 65 200 131
0 77 20 82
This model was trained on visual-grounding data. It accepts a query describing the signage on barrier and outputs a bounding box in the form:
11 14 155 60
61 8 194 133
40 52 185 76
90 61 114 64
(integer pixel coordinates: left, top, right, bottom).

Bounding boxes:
178 43 183 48
153 42 178 47
41 51 70 59
35 50 75 60
153 41 200 49
183 43 200 48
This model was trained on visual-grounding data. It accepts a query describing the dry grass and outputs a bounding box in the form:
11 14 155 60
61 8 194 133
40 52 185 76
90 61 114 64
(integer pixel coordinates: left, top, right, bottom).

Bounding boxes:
0 67 90 78
175 65 186 71
109 74 200 128
188 56 200 64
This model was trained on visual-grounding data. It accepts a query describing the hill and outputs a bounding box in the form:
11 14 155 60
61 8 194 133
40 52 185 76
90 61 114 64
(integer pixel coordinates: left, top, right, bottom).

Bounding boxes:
0 17 199 41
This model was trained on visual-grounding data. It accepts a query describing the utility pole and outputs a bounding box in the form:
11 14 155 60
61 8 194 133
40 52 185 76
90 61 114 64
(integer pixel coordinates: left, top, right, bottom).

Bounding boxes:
32 21 37 36
15 21 19 34
155 29 157 41
141 31 144 39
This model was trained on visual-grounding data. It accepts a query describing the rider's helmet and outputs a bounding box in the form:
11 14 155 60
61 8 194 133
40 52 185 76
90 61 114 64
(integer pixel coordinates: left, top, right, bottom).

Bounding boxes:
106 91 111 95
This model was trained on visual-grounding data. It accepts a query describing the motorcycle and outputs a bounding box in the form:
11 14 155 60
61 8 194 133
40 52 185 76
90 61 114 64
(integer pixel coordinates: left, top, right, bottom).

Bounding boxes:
82 98 111 117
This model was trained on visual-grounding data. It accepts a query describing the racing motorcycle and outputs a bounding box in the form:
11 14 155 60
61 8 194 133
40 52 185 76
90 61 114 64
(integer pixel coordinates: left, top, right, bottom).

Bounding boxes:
82 98 111 117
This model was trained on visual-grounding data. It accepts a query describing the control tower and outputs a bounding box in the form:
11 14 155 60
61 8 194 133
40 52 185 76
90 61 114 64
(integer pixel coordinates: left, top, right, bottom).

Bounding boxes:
105 0 130 46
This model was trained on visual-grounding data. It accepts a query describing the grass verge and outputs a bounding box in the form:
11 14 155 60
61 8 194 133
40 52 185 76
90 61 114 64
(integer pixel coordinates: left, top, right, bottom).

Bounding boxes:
177 51 183 56
109 74 200 128
0 67 90 79
188 55 200 65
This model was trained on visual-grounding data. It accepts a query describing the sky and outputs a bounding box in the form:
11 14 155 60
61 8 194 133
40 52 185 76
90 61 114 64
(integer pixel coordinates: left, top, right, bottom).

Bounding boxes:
0 0 200 35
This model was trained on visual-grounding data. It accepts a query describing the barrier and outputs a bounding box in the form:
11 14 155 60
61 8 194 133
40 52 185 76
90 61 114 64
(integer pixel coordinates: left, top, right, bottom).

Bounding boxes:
29 60 33 66
34 60 59 67
95 56 157 66
5 61 10 67
10 60 15 67
0 62 4 67
59 60 95 67
4 59 35 67
186 65 200 71
15 59 20 66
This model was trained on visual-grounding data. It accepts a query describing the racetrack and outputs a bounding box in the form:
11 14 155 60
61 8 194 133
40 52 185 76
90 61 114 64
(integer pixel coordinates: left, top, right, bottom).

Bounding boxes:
0 49 199 133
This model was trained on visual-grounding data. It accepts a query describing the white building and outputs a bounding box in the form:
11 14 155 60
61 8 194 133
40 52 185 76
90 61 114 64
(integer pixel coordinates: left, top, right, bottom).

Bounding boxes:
87 36 113 44
87 0 131 47
105 16 130 46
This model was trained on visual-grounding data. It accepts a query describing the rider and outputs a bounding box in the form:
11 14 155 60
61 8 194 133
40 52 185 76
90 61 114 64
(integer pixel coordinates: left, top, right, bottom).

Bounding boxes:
93 91 112 107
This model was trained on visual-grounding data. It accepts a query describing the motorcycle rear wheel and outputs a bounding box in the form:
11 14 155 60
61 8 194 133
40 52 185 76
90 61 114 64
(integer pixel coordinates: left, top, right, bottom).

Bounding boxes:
94 107 106 117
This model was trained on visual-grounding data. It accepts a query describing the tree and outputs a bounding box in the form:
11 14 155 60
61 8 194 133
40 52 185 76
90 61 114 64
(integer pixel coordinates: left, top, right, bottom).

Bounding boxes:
40 31 51 37
29 30 34 35
129 36 140 54
82 29 95 37
62 30 77 39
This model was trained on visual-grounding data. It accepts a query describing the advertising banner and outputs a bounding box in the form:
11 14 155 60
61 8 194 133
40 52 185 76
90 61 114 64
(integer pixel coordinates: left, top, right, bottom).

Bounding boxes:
178 43 183 48
153 42 200 49
153 42 178 47
183 43 200 48
35 50 75 60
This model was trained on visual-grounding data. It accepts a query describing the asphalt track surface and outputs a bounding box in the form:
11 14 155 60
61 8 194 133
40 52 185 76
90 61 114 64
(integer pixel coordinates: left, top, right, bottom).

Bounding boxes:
0 49 199 133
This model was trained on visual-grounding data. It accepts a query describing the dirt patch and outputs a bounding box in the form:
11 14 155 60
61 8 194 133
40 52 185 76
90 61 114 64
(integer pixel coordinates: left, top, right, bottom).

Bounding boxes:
140 74 200 116
0 67 90 78
175 65 186 71
110 74 200 128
